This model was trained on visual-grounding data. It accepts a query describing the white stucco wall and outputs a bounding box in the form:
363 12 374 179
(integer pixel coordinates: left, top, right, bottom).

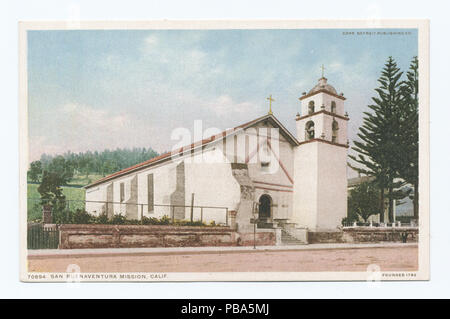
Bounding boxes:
292 141 348 231
184 151 241 224
135 160 180 219
292 142 319 229
316 142 348 230
110 174 135 216
85 185 107 215
246 125 295 221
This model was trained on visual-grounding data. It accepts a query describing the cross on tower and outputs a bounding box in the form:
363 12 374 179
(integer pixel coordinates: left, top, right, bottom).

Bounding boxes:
321 64 326 78
266 95 275 115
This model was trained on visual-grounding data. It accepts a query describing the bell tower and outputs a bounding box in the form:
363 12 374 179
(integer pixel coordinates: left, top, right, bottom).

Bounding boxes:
292 75 349 231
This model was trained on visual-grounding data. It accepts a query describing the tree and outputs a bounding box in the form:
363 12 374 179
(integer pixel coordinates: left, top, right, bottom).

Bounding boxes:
37 170 67 223
36 156 75 223
348 182 380 222
398 56 419 220
349 57 408 222
38 147 159 178
27 160 42 183
46 156 74 185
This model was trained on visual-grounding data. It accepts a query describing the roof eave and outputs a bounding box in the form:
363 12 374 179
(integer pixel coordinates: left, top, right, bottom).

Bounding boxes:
299 89 346 101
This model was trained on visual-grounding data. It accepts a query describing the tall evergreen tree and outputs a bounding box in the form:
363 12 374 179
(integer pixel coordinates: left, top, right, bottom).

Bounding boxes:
349 57 407 223
398 56 419 220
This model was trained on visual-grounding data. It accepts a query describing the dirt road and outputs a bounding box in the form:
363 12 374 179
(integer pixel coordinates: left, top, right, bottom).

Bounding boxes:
28 246 418 273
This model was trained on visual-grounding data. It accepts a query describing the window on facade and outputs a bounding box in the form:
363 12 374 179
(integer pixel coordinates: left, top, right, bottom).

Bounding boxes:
260 145 271 172
147 174 154 213
305 121 315 140
260 161 270 172
120 183 125 202
331 101 336 113
332 120 339 143
308 101 315 114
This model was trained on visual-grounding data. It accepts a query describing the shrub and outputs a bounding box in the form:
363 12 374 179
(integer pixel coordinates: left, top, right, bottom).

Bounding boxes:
109 214 128 225
175 220 206 227
72 209 92 224
95 213 109 224
141 216 163 225
51 209 222 227
159 215 171 225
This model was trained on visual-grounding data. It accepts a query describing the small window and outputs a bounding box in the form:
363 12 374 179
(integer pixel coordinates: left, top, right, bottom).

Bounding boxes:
331 101 336 113
261 161 270 168
260 161 270 173
332 120 339 143
147 174 154 212
305 121 315 140
308 101 315 114
120 183 125 202
260 145 271 172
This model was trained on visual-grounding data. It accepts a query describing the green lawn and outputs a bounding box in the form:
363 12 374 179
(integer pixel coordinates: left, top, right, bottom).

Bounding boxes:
66 174 104 187
27 182 86 222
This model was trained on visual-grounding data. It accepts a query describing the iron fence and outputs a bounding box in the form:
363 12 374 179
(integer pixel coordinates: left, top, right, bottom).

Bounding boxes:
27 198 230 226
342 221 418 228
27 223 59 249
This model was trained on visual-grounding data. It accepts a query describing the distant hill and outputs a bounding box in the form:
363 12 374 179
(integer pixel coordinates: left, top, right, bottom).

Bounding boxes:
38 147 159 180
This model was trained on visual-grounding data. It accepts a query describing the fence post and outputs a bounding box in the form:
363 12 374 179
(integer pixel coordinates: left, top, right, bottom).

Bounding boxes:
171 206 175 224
42 205 52 224
225 208 229 226
190 193 194 222
140 204 144 224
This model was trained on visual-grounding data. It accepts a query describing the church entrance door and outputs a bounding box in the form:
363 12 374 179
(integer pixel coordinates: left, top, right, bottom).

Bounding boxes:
258 194 272 220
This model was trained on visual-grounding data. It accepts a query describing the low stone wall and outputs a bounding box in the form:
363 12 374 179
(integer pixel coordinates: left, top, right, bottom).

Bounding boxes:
58 224 276 249
307 231 345 244
308 227 419 244
236 231 276 246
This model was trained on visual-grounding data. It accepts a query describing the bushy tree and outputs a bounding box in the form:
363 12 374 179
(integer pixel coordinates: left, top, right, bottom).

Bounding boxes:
46 156 74 185
348 182 380 222
27 160 42 183
37 170 67 223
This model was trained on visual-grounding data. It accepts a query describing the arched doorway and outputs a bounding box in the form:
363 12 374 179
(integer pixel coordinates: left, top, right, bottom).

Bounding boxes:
258 194 272 220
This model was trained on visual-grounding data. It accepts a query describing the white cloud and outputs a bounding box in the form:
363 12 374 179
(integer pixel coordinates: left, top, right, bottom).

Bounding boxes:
98 54 121 70
209 95 259 117
144 35 159 50
29 103 168 161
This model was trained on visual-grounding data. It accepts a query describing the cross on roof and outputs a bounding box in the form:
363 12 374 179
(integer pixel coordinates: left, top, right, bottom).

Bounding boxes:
321 64 326 78
266 95 275 115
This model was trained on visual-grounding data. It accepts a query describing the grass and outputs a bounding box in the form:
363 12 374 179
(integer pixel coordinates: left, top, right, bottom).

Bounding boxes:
27 180 86 222
66 174 104 187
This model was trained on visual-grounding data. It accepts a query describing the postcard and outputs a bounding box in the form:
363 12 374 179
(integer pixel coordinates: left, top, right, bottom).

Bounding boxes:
19 20 429 282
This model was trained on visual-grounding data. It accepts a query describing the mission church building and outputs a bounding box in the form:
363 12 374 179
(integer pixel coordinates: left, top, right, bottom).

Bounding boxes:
84 76 349 233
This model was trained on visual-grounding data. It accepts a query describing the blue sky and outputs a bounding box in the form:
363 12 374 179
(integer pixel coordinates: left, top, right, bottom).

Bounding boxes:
28 28 418 172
